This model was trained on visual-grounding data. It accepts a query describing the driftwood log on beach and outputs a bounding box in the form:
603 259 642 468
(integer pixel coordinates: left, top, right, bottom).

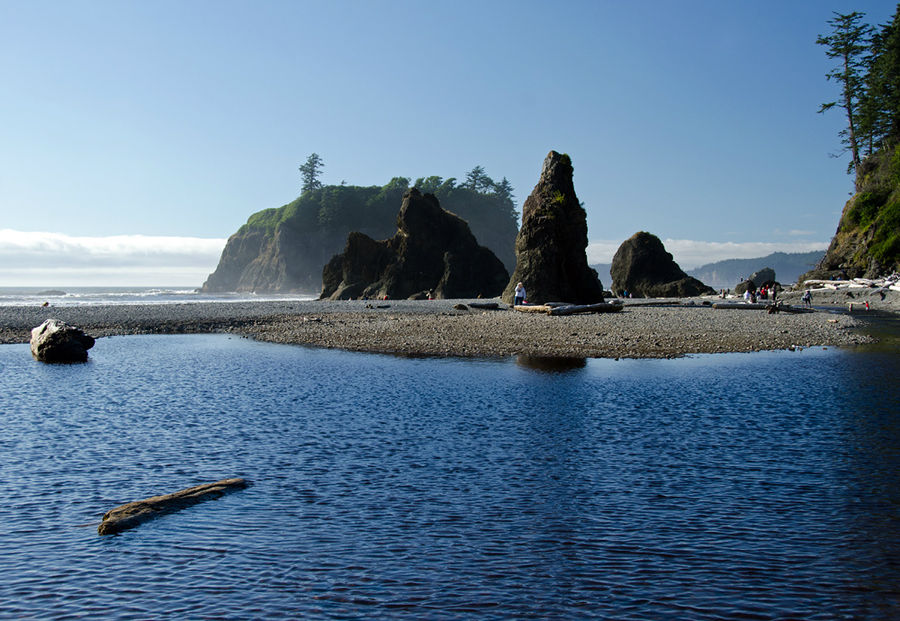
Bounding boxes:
98 478 249 535
548 303 624 316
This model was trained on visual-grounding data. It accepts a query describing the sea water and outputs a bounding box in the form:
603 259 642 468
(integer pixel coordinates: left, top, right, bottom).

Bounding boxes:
0 287 318 307
0 333 898 619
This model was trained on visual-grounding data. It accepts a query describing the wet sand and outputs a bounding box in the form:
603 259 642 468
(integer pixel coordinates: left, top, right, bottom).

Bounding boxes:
0 298 875 358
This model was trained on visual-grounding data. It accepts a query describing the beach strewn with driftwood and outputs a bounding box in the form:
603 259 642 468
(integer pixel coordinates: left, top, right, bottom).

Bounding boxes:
0 297 879 359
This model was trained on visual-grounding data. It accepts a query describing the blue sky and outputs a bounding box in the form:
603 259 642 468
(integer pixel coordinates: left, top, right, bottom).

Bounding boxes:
1 0 897 286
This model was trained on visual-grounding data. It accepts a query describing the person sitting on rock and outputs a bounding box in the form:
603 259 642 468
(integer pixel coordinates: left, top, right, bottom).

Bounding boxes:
514 282 526 306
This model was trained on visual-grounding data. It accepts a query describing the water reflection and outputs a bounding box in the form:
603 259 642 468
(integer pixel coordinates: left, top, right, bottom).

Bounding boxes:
516 355 587 372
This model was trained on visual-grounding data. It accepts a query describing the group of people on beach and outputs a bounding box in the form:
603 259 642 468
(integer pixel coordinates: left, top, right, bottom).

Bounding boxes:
743 284 777 304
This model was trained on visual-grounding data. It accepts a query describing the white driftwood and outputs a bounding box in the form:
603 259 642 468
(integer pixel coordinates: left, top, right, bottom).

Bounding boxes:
712 302 770 310
98 478 249 535
513 305 552 313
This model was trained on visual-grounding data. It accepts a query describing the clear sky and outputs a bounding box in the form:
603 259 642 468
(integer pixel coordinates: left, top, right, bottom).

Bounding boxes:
1 0 897 286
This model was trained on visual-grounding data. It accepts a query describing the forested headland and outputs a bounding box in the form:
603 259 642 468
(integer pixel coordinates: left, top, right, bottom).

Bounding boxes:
806 4 900 280
202 159 519 293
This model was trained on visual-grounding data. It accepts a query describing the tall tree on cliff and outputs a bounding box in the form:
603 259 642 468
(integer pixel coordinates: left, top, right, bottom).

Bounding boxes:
817 11 874 177
860 7 900 149
464 165 494 192
299 153 324 194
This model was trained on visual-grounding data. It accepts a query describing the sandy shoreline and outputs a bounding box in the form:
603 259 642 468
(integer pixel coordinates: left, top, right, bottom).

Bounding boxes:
0 297 882 358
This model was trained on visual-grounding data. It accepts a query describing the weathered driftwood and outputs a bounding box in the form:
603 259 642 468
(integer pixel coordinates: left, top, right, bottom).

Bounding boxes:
712 302 771 310
513 304 552 313
713 302 813 313
98 478 249 535
548 302 624 316
469 302 501 310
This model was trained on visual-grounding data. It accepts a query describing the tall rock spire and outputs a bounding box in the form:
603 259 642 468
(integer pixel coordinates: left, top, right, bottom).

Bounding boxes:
502 151 604 304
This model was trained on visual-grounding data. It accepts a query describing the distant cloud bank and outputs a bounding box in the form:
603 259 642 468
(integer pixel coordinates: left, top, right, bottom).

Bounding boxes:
587 239 829 269
0 229 226 287
0 229 829 287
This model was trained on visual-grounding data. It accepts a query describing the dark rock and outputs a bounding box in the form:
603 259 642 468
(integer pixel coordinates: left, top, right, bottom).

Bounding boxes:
30 319 95 363
502 151 604 305
748 267 776 287
610 232 715 298
321 189 509 300
734 280 756 295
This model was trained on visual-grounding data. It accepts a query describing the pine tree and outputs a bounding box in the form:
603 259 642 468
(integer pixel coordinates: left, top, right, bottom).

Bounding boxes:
817 11 874 175
861 8 900 148
299 153 324 194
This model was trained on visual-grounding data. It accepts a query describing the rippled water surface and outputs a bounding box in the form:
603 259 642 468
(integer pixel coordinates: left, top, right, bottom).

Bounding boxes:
1 334 898 619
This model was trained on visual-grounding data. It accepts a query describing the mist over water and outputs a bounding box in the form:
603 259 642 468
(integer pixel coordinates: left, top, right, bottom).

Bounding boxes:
1 334 898 619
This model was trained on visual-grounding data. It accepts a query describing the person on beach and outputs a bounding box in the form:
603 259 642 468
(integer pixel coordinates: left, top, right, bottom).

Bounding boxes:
802 290 812 307
514 282 526 306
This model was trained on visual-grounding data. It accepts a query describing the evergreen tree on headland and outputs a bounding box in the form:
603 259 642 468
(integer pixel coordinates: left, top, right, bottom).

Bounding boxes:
817 11 874 175
802 4 900 281
299 152 324 194
464 165 494 192
860 9 900 150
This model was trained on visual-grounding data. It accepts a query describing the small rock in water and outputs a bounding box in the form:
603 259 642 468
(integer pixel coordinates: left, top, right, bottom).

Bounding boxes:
30 319 95 363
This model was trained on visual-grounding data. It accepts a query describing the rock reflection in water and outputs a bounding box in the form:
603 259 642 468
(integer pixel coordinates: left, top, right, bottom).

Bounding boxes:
516 355 587 372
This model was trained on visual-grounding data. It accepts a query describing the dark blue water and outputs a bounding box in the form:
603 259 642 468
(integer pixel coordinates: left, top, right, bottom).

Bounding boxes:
1 334 898 620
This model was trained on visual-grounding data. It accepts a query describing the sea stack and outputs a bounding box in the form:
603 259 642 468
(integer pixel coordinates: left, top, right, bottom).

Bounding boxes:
502 151 604 305
320 188 509 300
610 232 715 298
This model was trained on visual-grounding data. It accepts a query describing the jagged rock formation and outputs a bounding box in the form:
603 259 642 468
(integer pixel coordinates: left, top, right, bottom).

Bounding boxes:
321 189 509 300
501 151 603 305
30 319 95 363
611 232 715 298
801 145 900 283
202 178 517 294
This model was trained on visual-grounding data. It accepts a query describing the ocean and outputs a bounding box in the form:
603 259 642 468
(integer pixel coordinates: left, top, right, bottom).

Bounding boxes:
0 287 318 307
1 327 898 619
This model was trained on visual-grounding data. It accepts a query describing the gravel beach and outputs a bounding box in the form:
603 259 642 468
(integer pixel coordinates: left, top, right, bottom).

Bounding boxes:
0 297 880 358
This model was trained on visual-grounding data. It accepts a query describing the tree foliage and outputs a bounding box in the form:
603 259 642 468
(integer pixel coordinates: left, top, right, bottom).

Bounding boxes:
818 6 900 177
299 152 324 194
817 11 873 173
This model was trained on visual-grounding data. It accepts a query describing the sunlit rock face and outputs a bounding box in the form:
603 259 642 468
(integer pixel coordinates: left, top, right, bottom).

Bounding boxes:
30 319 95 363
502 151 604 305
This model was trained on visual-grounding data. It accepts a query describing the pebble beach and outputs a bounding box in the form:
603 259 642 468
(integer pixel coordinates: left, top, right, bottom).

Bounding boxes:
0 296 882 358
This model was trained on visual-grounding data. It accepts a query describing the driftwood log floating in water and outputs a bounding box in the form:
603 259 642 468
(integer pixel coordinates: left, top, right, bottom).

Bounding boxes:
548 302 624 316
98 478 249 535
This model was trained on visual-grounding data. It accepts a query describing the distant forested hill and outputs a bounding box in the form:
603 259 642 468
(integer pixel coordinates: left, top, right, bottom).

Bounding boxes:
687 251 824 290
202 175 519 293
